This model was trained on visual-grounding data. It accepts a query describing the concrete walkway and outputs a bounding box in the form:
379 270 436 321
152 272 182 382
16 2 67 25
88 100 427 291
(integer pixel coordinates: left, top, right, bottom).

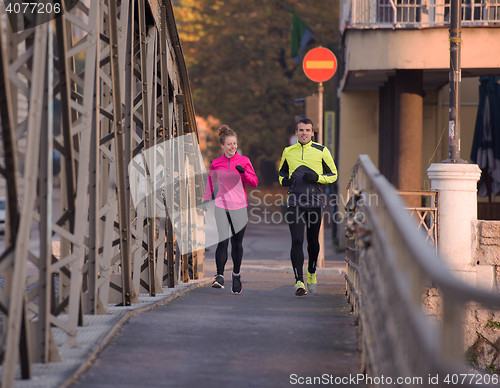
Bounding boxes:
3 221 361 387
68 223 362 388
70 272 360 388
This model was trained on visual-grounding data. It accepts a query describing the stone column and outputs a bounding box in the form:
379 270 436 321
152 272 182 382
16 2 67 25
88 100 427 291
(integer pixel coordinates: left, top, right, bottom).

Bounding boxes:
427 163 481 284
395 70 423 189
395 70 424 207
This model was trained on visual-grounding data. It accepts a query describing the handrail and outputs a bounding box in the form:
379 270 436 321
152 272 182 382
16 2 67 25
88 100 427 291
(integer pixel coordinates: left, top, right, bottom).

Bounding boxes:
357 154 500 304
388 0 397 25
345 154 500 382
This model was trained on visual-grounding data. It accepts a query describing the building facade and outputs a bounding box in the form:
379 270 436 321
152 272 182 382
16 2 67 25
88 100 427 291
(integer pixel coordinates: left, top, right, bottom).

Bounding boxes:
337 0 500 242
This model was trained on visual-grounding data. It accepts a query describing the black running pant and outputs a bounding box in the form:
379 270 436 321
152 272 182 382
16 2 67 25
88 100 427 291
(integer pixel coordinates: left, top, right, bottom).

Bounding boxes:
214 206 247 276
285 206 323 282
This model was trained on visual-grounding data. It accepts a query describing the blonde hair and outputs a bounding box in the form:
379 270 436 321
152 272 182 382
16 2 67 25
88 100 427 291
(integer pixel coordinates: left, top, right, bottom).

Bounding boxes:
218 124 237 145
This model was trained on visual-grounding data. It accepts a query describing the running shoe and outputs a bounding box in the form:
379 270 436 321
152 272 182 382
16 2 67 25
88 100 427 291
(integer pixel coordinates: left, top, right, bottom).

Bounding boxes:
212 274 224 288
306 268 317 293
232 274 242 294
294 280 307 296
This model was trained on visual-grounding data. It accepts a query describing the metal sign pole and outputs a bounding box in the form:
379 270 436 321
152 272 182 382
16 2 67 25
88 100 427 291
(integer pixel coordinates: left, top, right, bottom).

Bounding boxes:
302 47 337 269
447 0 465 163
318 82 325 267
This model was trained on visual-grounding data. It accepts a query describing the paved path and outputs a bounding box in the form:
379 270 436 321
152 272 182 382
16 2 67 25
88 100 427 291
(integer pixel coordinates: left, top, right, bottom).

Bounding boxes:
70 223 362 388
209 221 346 273
70 272 360 388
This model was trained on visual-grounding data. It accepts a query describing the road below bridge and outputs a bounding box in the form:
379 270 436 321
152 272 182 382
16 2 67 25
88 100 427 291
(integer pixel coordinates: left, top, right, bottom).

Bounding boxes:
70 222 362 388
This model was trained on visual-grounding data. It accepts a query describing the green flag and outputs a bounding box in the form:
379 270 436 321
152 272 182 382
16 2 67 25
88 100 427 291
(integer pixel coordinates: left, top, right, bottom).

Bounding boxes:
290 11 314 65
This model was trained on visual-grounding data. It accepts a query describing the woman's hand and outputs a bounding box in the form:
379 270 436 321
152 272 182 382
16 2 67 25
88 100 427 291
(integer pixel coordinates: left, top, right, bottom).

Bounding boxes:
235 165 245 174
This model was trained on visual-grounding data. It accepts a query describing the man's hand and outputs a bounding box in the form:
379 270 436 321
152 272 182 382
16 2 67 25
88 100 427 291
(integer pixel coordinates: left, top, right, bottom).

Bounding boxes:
303 172 318 182
235 165 245 174
200 200 210 211
281 177 292 186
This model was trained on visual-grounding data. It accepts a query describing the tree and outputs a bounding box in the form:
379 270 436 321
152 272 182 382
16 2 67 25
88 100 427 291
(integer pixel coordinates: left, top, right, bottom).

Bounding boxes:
174 0 339 186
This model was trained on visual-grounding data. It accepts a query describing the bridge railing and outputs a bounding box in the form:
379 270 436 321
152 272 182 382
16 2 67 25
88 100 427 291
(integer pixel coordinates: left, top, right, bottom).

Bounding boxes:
345 155 500 385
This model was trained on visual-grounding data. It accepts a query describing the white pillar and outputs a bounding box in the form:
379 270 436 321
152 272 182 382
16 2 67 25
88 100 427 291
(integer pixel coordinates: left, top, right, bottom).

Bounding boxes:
427 163 481 283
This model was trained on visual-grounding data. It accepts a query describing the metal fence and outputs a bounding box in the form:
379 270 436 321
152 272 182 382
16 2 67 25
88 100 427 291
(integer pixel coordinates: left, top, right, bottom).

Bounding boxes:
345 155 500 386
398 190 439 252
0 1 205 386
341 0 500 30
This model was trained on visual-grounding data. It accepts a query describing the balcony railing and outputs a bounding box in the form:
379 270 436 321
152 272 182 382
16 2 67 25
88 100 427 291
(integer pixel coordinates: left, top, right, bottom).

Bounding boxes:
398 190 438 252
341 0 500 31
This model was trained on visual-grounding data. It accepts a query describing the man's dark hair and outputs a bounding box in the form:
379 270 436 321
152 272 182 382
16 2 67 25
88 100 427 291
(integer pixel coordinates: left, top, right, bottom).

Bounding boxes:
296 118 314 130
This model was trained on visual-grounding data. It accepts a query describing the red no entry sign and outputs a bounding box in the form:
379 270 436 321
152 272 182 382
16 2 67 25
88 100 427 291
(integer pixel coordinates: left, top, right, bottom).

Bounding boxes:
302 48 337 83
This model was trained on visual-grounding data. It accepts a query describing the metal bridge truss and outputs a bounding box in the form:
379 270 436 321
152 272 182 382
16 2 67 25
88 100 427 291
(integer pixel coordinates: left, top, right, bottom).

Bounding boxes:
0 1 205 385
345 155 500 387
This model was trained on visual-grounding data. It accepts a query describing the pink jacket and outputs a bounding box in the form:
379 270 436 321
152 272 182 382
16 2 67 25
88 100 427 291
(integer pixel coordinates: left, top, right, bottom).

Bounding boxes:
204 152 259 210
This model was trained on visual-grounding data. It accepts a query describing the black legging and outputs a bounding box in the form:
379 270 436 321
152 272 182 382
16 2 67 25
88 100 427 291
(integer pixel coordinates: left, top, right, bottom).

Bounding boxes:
285 206 323 282
214 206 248 276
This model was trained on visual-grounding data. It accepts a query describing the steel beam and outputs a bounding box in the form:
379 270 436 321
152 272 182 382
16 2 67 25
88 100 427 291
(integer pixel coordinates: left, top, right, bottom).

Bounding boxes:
63 0 100 347
159 2 176 288
36 21 56 364
108 0 133 307
0 5 31 381
3 22 47 386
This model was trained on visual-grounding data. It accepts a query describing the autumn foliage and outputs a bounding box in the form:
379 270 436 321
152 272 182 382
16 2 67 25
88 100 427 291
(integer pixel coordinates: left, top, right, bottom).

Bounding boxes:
174 0 339 186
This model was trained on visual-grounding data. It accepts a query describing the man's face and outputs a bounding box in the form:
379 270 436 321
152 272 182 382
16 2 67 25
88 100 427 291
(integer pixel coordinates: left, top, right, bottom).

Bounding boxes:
296 122 314 144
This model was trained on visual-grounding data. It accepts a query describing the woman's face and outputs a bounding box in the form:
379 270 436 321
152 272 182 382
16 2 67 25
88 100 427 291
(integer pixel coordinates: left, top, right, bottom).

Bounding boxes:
221 136 237 158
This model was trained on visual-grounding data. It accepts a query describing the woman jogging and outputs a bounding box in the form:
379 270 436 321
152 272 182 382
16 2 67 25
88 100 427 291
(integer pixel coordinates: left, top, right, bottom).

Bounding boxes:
204 125 258 294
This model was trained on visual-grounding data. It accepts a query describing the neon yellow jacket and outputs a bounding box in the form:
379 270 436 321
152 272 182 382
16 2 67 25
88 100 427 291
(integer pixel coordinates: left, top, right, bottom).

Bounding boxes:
278 140 337 207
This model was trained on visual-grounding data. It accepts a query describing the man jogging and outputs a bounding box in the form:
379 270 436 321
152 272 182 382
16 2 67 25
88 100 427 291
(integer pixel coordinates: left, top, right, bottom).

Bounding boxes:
278 118 338 296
